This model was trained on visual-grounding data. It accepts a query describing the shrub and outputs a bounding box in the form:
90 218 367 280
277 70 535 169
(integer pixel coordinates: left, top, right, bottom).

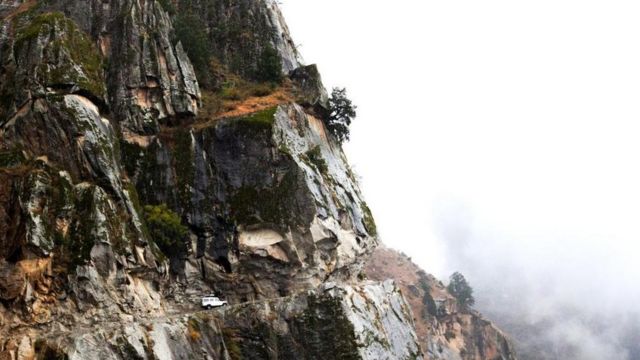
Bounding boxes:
255 44 282 83
304 146 328 175
173 12 212 88
143 204 188 255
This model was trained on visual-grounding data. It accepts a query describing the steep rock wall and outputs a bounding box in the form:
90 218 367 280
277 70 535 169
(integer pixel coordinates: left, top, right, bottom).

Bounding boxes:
0 1 515 359
173 0 301 81
122 104 377 302
3 282 420 360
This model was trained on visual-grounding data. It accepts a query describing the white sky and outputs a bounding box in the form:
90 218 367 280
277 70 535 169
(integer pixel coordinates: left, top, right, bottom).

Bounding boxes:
280 0 640 319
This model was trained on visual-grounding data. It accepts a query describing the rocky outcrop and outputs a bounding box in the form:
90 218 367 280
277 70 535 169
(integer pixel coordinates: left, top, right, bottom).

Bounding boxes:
3 282 420 360
174 0 301 81
0 1 515 359
0 0 378 351
124 103 377 302
290 64 330 117
0 0 202 134
366 247 518 360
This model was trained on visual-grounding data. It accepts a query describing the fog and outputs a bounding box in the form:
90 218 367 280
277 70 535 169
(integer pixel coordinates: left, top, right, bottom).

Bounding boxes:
280 0 640 358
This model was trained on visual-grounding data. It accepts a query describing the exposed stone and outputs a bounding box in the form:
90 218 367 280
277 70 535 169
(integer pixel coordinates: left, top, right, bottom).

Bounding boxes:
42 0 202 133
366 247 518 360
0 2 516 359
28 282 419 360
290 64 330 116
174 0 301 82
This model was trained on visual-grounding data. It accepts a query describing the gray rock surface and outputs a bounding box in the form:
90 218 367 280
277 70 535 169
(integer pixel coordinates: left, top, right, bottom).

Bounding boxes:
0 1 515 359
43 0 201 133
21 282 420 360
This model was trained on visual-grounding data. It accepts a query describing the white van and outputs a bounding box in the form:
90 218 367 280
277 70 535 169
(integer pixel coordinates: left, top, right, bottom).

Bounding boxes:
201 295 228 309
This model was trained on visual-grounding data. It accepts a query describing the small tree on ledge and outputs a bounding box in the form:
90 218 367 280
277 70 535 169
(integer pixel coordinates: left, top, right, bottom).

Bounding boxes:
326 87 357 143
447 272 475 308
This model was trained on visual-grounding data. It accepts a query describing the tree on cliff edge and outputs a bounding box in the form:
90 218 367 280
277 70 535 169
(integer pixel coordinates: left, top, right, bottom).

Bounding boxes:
326 87 357 143
447 272 475 308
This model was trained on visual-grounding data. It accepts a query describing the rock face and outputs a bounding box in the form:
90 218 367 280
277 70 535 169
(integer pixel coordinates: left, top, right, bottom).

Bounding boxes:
125 104 377 302
0 0 514 359
366 247 518 360
12 282 418 360
42 0 202 133
174 0 301 80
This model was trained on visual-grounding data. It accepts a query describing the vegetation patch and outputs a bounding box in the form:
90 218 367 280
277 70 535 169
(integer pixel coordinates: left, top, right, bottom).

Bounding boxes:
291 294 360 359
324 88 357 144
255 44 283 83
360 202 378 237
143 204 188 256
229 169 298 227
301 146 328 175
173 11 211 87
242 106 278 127
13 11 106 100
448 272 475 309
219 106 278 136
196 82 280 124
170 129 195 211
417 272 438 318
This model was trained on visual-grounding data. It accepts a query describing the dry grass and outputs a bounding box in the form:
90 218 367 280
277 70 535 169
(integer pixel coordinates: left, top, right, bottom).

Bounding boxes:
195 86 292 129
188 327 201 342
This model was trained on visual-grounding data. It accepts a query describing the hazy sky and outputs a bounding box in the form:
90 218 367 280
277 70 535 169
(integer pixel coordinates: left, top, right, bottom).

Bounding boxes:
280 1 640 357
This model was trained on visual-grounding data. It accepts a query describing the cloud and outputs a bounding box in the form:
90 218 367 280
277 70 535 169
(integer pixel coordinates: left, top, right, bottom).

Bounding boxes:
435 197 640 359
279 1 640 358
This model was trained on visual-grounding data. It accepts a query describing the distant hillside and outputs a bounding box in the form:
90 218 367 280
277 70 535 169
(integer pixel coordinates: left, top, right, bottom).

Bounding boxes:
366 247 517 360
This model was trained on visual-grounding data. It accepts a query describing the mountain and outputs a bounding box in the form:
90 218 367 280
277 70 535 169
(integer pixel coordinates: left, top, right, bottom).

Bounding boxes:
366 247 517 360
1 1 513 358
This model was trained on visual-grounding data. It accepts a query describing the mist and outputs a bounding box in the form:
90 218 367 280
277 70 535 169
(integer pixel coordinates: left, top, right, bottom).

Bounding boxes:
280 0 640 358
435 196 640 358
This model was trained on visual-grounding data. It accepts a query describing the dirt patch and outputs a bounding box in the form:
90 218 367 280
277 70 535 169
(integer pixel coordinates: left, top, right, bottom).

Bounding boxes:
194 88 292 129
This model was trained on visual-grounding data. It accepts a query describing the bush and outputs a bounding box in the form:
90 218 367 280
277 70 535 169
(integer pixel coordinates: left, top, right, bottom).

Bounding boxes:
143 204 188 255
173 13 212 88
447 272 475 308
304 146 328 175
326 87 357 143
255 45 282 83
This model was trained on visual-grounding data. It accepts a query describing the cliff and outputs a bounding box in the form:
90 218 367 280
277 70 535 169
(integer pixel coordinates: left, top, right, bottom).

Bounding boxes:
366 248 517 360
0 1 512 359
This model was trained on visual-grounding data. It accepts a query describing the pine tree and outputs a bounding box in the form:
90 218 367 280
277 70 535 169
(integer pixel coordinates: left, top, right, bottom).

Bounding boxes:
326 87 357 143
447 272 475 308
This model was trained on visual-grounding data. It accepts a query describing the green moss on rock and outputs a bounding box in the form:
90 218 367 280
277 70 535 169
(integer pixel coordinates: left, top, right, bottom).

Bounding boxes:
143 204 188 255
301 146 328 175
291 294 361 359
360 202 378 237
229 169 298 227
171 129 195 212
13 12 106 99
228 106 278 134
